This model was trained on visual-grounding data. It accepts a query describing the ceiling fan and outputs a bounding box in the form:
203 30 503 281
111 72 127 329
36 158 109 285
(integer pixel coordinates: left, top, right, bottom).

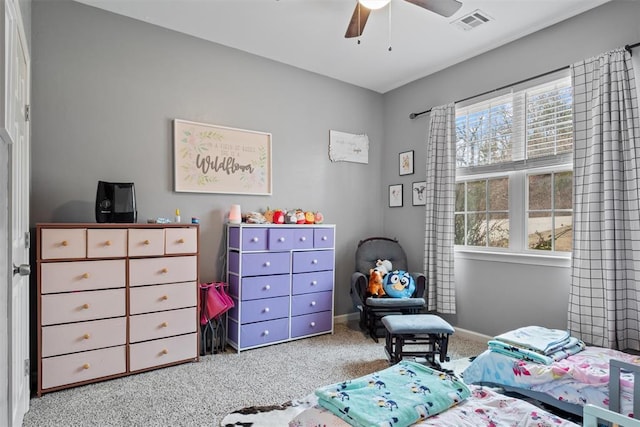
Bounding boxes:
345 0 463 38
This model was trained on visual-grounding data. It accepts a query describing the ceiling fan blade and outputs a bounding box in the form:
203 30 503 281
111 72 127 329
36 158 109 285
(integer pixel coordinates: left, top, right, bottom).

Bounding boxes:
345 3 372 38
405 0 463 17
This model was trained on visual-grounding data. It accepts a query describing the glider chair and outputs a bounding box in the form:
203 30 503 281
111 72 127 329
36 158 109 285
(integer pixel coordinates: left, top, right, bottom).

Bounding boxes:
350 237 426 341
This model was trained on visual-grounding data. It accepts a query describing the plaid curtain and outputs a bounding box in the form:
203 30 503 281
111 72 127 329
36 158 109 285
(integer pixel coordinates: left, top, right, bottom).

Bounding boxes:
423 103 456 313
568 48 640 350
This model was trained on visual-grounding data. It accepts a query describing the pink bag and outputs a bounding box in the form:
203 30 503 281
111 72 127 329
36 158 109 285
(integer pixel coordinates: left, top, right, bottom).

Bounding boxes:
200 282 234 325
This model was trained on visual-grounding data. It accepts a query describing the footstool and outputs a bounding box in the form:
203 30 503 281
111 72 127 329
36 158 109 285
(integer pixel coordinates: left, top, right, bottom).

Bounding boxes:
381 314 455 366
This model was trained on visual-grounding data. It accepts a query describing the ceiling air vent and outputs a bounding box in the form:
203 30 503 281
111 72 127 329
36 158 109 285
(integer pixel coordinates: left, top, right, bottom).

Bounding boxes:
453 9 492 31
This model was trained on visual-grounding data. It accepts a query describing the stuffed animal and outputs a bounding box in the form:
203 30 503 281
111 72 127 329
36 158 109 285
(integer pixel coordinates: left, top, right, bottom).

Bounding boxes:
375 259 393 276
383 270 416 298
367 268 386 298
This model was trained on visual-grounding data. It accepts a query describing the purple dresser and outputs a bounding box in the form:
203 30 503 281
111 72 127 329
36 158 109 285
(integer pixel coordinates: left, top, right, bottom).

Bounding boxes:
226 224 335 351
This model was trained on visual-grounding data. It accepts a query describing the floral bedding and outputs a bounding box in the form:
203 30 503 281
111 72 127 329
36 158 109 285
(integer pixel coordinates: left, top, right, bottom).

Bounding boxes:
462 346 640 417
289 385 580 427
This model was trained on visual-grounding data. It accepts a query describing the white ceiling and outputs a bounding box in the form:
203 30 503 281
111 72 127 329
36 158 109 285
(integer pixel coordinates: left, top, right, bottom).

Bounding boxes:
74 0 611 93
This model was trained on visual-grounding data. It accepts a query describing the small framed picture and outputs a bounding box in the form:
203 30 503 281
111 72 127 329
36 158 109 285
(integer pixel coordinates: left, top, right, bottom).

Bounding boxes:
389 184 403 207
412 181 427 206
399 150 414 176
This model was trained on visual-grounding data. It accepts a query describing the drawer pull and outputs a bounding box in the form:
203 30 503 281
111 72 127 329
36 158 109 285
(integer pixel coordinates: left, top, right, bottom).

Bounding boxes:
161 295 169 301
61 240 69 247
310 321 316 327
161 321 169 328
300 236 306 242
322 236 328 241
263 307 270 313
82 363 91 370
251 237 259 243
160 267 168 274
177 238 185 244
312 259 318 264
264 285 271 290
311 301 316 306
263 330 269 336
144 239 150 245
81 303 90 310
104 240 112 246
264 261 270 267
311 280 317 286
83 333 91 340
161 349 168 355
82 272 90 279
278 237 285 242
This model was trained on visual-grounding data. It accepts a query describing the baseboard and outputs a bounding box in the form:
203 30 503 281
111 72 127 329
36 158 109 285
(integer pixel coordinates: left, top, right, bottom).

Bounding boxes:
333 312 491 344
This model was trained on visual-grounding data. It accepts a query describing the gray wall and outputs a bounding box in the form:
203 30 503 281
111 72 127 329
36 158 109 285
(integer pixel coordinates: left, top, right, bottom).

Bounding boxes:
30 0 385 316
382 0 640 336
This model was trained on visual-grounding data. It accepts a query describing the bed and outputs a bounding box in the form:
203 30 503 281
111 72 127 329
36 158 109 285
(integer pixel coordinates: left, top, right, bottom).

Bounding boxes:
462 340 640 418
288 360 581 427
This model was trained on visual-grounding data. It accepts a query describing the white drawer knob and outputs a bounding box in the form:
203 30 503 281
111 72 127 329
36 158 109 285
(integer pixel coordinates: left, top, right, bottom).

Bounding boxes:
82 363 90 370
264 285 271 290
310 322 316 327
311 301 316 306
312 259 318 264
300 236 306 241
264 261 270 267
263 330 269 336
311 280 317 286
252 237 259 242
264 307 270 313
278 237 285 242
322 236 328 241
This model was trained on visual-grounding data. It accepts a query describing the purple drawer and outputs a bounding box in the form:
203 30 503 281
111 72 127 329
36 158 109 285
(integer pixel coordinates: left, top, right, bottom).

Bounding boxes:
292 250 334 273
241 252 290 276
241 274 290 301
314 228 334 248
291 311 332 338
292 270 333 295
228 251 240 275
268 228 294 251
293 229 314 249
228 226 240 249
228 296 240 321
228 273 240 298
241 228 268 251
292 291 333 316
240 296 289 323
240 318 289 348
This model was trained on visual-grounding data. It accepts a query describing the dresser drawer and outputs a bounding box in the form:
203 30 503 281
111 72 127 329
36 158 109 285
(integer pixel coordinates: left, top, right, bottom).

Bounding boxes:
292 250 334 273
41 317 126 358
293 229 314 249
165 227 198 254
86 229 127 258
240 274 289 301
40 259 126 294
129 307 197 343
240 252 290 276
240 228 268 251
40 228 87 260
291 311 332 338
291 291 333 316
128 228 165 257
41 289 125 325
292 270 334 295
129 256 197 286
314 228 334 248
237 295 289 324
130 282 197 314
268 228 293 251
130 333 198 372
237 317 289 348
41 345 126 390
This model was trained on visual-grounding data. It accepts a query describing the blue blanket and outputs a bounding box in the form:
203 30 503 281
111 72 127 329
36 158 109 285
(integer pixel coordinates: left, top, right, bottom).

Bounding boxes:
493 326 570 354
315 361 470 427
488 336 586 365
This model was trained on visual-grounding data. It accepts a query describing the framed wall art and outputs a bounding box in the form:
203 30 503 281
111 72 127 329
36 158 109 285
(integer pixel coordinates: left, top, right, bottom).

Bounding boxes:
173 119 272 195
389 184 403 207
399 150 414 176
412 181 427 206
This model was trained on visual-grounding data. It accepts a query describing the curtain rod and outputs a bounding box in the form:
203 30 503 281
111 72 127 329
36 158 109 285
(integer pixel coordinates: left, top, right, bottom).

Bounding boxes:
409 41 640 120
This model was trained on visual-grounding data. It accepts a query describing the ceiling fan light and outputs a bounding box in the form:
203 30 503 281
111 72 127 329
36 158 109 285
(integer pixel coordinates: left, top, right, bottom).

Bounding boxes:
359 0 390 10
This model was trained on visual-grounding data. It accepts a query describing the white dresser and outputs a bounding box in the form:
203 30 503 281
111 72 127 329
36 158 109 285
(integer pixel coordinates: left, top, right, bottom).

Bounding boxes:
36 223 199 395
226 224 335 352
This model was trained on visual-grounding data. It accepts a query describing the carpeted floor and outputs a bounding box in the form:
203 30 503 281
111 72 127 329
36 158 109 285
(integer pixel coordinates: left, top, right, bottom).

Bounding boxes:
23 320 487 427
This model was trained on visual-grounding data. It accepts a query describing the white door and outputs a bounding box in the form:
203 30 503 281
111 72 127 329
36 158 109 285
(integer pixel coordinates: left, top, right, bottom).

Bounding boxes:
7 10 30 427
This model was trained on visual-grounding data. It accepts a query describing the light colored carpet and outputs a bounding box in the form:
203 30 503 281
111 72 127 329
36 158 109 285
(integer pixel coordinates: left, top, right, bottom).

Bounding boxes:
23 320 486 427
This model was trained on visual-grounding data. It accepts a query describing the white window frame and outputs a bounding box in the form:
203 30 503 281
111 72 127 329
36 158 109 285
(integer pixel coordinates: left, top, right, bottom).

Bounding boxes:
454 70 572 266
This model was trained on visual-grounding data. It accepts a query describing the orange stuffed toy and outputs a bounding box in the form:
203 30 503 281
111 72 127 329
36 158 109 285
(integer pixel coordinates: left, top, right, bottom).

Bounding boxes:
367 268 386 297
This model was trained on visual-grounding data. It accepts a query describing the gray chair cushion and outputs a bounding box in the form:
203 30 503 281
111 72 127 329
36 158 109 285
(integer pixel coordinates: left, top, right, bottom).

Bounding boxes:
381 314 454 335
365 297 425 308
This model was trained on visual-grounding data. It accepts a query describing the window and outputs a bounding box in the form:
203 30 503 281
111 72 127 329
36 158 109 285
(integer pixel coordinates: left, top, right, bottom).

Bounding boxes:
454 74 573 254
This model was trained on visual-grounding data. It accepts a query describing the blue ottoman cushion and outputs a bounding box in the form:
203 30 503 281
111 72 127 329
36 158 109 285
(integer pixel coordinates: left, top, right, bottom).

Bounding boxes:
382 314 454 335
